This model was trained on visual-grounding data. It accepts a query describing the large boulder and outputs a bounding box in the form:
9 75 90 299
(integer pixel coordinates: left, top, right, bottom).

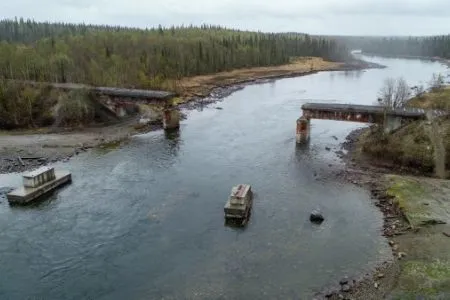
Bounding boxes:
310 210 325 224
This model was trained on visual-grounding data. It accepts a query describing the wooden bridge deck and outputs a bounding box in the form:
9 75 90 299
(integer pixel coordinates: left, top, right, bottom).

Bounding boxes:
17 81 176 101
301 103 447 119
51 83 176 100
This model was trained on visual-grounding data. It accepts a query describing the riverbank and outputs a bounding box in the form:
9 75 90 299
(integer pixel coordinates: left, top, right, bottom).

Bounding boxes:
0 57 380 174
176 57 383 104
0 117 144 173
353 86 450 178
316 128 450 299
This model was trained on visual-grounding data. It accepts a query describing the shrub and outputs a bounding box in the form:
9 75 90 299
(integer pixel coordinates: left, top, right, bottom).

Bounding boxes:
54 89 95 126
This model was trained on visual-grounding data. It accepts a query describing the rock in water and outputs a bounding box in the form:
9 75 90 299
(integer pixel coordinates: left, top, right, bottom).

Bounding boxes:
310 210 325 224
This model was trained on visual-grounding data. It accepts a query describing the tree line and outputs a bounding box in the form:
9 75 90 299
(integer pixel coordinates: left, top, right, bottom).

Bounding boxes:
0 19 350 91
336 35 450 59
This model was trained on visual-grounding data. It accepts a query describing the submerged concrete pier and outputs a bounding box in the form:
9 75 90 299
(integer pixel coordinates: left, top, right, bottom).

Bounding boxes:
296 116 310 144
163 109 180 130
7 167 72 204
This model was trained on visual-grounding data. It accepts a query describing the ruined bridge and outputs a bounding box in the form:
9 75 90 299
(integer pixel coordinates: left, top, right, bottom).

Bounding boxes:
48 83 176 116
22 81 180 129
296 102 448 143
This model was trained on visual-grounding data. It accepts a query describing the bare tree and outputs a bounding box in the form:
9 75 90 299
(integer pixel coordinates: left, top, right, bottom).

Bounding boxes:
429 73 444 92
377 77 410 109
411 84 426 99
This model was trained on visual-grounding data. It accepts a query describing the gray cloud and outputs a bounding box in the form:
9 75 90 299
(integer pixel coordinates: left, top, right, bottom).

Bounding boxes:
1 0 450 35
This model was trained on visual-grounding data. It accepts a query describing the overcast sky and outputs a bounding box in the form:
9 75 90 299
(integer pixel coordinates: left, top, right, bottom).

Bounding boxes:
2 0 450 36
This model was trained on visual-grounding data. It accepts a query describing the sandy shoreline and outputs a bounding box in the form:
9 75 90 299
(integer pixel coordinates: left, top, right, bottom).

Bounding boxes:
177 57 383 102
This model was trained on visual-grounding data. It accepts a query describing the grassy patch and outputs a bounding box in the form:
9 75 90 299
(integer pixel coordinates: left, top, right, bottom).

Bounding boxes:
358 123 435 171
386 176 425 209
386 176 434 226
408 87 450 110
393 259 450 298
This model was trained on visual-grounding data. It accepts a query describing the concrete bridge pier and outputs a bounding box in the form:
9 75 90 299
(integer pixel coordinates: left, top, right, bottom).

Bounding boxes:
384 115 403 134
163 109 180 130
296 116 310 144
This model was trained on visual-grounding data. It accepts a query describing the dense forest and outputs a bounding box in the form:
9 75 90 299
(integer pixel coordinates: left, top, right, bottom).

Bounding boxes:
0 18 350 129
0 18 350 90
335 35 450 59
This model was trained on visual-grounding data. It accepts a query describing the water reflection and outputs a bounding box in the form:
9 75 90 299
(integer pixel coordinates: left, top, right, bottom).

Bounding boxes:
164 128 180 141
294 139 311 152
333 69 366 79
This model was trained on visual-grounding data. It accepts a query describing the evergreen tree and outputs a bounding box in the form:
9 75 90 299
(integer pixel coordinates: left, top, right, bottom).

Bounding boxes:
0 18 351 89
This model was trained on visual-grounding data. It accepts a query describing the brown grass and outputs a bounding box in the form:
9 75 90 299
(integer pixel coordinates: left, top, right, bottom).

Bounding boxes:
356 85 450 174
408 86 450 110
177 57 342 102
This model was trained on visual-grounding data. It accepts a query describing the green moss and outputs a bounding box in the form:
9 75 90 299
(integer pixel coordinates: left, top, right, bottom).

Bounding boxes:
385 176 436 226
395 260 450 297
405 260 450 280
386 176 425 209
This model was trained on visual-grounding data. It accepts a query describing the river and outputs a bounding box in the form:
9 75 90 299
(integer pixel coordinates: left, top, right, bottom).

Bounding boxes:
0 56 448 300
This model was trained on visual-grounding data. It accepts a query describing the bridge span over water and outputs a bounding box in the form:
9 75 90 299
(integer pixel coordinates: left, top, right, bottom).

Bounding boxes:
296 102 448 143
301 103 447 122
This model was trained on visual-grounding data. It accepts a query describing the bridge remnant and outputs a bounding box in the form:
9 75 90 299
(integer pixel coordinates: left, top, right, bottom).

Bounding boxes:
296 102 447 144
163 109 180 130
296 116 310 143
42 82 181 129
7 167 72 204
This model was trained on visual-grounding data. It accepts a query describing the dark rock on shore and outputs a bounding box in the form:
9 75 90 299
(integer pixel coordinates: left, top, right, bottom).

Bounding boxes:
339 276 349 285
341 127 367 153
179 85 245 111
341 284 351 292
0 144 94 174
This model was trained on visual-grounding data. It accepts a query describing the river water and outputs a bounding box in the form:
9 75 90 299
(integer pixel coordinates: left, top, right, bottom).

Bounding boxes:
0 56 448 300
